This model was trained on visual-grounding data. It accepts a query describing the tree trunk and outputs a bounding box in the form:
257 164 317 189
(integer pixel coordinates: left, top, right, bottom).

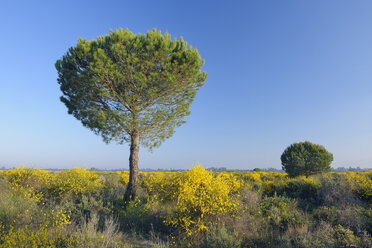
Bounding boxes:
124 132 140 204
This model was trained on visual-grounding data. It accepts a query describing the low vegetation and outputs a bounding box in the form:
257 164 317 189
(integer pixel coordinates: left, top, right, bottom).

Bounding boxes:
0 165 371 247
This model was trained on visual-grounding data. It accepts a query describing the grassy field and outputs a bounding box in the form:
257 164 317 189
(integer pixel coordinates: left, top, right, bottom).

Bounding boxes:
0 165 371 247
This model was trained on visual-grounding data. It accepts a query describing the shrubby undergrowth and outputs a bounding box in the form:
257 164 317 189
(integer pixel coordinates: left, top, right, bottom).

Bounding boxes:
0 165 371 247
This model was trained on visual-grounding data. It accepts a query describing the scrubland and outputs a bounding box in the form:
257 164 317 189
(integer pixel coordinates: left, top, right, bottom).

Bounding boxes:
0 165 371 247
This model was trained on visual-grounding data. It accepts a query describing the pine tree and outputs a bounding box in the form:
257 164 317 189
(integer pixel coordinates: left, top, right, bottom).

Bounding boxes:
55 28 207 202
281 141 333 177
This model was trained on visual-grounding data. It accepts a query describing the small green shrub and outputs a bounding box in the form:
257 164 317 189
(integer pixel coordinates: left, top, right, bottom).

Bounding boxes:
283 221 334 248
119 195 168 236
0 179 38 232
200 224 241 248
68 212 127 248
362 208 372 235
333 224 361 247
260 194 307 232
313 206 340 225
317 174 358 208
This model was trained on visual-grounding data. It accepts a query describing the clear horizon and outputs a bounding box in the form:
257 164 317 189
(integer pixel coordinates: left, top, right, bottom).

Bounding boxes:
1 0 372 170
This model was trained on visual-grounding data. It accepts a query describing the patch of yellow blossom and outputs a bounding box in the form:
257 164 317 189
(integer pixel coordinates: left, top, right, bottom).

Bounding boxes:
0 209 71 247
116 170 130 185
141 172 175 200
344 171 372 205
48 167 103 198
1 166 104 201
164 165 241 236
0 165 52 202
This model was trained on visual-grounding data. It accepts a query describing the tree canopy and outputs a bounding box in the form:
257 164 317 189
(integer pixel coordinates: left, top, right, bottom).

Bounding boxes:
281 141 333 177
55 28 207 201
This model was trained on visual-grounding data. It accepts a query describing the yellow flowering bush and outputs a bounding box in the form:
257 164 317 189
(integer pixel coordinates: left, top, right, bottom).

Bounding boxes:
141 172 167 193
141 172 176 201
1 166 105 201
117 171 152 186
345 172 372 205
241 172 263 183
0 209 71 247
0 165 52 202
263 176 318 198
237 172 288 191
117 171 176 200
260 172 287 181
237 171 319 201
165 165 241 236
239 172 287 184
116 171 130 185
47 167 103 199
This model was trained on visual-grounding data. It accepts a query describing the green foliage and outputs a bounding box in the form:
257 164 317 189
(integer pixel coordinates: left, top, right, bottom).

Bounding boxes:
362 208 372 234
283 221 335 248
284 176 319 200
0 184 72 248
333 224 361 247
260 194 307 232
55 28 207 149
281 141 333 178
262 176 319 202
316 173 358 208
68 213 126 248
313 206 340 225
1 168 372 247
338 205 366 233
200 225 241 248
119 198 157 234
0 178 37 232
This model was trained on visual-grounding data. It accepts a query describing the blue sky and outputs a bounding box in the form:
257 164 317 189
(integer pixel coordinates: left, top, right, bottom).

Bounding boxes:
1 0 371 169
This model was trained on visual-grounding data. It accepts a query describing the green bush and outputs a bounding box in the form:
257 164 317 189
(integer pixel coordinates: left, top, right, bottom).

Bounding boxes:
281 141 333 178
316 174 359 208
68 212 127 248
119 195 169 237
362 208 372 235
286 221 335 248
313 206 340 225
260 194 307 232
200 224 241 248
333 224 361 247
0 179 38 232
263 176 319 209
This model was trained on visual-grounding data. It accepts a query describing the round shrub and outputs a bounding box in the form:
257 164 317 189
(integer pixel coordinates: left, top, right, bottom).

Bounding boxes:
281 141 333 178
